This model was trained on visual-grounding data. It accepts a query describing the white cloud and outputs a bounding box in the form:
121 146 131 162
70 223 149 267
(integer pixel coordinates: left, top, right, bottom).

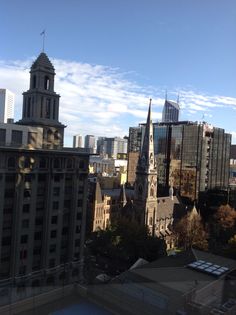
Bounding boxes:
0 56 236 146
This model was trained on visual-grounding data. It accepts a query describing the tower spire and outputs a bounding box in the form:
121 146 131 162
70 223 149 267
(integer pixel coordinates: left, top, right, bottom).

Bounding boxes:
134 99 158 226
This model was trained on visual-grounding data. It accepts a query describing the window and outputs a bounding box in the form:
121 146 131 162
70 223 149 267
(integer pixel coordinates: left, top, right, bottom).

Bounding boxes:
51 216 58 224
53 99 56 119
0 129 6 144
33 247 41 255
54 174 61 182
22 219 29 229
49 244 56 253
1 236 11 246
38 174 47 181
53 187 60 196
50 230 57 238
44 76 50 90
20 249 27 260
62 227 68 235
19 265 26 276
34 231 42 241
7 157 15 169
4 189 14 198
45 99 51 118
53 201 59 210
49 259 55 268
23 204 30 213
77 199 83 207
27 98 31 117
21 235 28 244
76 212 82 220
64 200 71 209
74 239 80 247
53 158 60 169
24 189 31 198
35 217 43 226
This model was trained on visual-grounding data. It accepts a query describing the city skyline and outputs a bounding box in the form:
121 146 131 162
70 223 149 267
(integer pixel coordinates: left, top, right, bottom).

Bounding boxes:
1 0 236 146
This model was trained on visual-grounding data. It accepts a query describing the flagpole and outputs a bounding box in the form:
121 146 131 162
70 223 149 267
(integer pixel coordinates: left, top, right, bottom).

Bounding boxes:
40 30 46 52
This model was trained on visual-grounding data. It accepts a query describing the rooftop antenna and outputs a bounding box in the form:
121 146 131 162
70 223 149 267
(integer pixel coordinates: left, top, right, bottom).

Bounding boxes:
165 90 168 101
40 30 46 52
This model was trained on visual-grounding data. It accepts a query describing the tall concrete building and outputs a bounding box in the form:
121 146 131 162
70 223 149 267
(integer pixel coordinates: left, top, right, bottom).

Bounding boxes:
84 135 96 152
73 134 83 148
0 89 15 123
0 52 90 301
162 100 179 122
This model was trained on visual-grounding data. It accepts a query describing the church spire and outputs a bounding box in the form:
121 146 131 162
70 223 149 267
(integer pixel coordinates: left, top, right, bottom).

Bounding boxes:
138 98 156 173
134 99 157 226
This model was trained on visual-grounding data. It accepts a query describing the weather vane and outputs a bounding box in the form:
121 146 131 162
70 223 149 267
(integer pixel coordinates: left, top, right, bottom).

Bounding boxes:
40 30 46 52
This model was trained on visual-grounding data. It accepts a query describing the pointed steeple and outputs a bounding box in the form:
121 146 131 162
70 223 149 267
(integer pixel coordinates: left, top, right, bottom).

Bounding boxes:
134 99 157 226
138 98 156 173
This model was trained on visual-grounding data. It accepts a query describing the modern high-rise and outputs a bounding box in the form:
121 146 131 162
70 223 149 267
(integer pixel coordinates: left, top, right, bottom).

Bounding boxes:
129 120 231 200
154 121 231 200
162 100 180 122
0 89 15 123
73 134 83 148
0 52 90 302
84 135 96 152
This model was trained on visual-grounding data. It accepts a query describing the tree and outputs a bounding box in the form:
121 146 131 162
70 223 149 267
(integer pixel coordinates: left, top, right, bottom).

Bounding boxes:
214 205 236 230
88 218 166 275
174 210 208 251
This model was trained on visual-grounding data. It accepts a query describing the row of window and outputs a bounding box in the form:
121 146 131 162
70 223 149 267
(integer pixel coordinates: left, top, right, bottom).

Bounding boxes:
6 156 85 170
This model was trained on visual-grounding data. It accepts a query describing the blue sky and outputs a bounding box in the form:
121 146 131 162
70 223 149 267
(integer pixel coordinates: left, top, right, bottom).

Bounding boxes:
0 0 236 146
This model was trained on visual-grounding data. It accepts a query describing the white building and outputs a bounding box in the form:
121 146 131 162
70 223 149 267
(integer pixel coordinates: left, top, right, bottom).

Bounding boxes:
73 134 83 148
0 89 15 123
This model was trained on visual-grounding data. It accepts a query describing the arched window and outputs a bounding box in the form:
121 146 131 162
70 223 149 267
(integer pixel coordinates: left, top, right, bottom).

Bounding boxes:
44 76 50 90
8 157 15 169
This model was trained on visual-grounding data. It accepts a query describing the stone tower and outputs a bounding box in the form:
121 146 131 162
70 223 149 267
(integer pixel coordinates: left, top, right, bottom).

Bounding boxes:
17 52 65 148
134 99 157 228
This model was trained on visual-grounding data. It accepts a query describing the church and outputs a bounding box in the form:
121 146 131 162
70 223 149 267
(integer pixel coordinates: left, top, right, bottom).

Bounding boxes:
91 100 185 249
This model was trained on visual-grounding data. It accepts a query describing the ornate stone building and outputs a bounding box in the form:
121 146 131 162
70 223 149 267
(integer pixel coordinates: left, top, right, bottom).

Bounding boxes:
0 53 90 299
133 99 158 228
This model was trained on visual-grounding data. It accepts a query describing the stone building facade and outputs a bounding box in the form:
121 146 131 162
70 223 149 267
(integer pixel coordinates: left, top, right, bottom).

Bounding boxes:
0 53 90 302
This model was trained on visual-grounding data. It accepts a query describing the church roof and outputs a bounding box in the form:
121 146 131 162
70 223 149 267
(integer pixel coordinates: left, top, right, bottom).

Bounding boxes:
31 52 54 71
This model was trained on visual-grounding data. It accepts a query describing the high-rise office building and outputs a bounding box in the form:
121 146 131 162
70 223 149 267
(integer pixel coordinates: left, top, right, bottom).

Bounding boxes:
162 100 180 122
154 121 231 200
0 89 15 123
73 134 83 148
0 53 90 300
84 135 96 152
103 137 128 159
129 120 231 200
